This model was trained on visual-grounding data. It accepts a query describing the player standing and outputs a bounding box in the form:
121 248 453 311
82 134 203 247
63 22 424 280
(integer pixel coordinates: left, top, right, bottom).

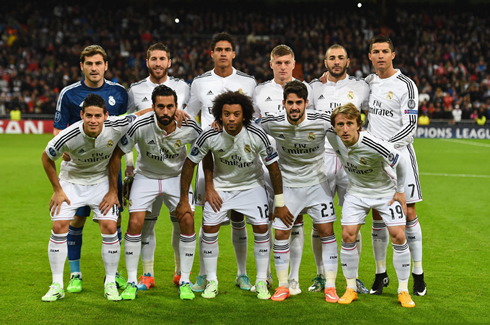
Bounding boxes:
102 85 201 300
309 44 370 294
260 81 338 303
41 94 143 302
53 45 128 293
327 103 415 308
365 35 426 296
177 91 293 300
185 32 257 292
126 43 191 290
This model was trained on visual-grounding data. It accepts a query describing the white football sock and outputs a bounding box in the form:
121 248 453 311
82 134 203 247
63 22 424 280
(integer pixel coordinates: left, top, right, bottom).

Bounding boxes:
179 233 196 284
289 223 304 281
273 239 290 287
202 231 219 282
171 219 181 274
253 232 270 282
124 233 141 284
141 219 157 277
341 241 359 290
49 231 68 288
406 216 423 275
101 232 119 285
372 220 388 274
321 234 338 288
231 220 248 276
311 225 324 275
393 241 411 293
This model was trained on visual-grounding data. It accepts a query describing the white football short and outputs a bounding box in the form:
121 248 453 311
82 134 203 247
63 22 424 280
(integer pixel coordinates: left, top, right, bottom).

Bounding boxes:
273 180 336 230
203 186 270 226
400 144 423 204
129 173 194 221
324 152 349 206
194 162 205 206
51 180 118 222
341 193 406 227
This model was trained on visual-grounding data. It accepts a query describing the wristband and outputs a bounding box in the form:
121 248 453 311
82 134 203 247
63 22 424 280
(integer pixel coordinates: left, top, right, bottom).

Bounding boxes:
274 194 285 207
125 152 134 167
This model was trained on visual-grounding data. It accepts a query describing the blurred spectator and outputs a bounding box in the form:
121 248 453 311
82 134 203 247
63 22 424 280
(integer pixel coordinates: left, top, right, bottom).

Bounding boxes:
10 106 21 120
418 112 430 125
452 104 462 124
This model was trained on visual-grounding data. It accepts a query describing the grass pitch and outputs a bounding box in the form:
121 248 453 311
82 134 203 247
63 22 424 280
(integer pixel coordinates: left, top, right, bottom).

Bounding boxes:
1 135 490 324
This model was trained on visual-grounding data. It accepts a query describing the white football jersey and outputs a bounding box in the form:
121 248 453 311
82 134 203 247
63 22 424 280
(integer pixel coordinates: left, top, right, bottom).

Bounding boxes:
127 76 190 112
310 74 370 154
185 68 257 129
118 111 202 179
188 124 278 191
260 112 331 187
327 130 401 198
253 78 314 117
45 115 136 185
365 70 419 148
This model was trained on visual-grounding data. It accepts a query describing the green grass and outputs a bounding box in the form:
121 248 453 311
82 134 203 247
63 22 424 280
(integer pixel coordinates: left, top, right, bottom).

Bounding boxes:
1 135 490 324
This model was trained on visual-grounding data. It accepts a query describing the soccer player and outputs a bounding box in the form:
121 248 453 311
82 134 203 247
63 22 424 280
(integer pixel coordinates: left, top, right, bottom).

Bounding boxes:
126 43 191 290
327 103 415 308
102 85 201 300
309 44 370 294
185 32 257 292
41 94 146 302
365 35 426 296
53 45 129 293
177 90 293 300
253 45 314 295
260 81 338 303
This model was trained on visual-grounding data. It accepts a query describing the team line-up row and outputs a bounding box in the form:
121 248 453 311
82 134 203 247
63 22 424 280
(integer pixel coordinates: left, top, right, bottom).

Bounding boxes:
41 32 426 308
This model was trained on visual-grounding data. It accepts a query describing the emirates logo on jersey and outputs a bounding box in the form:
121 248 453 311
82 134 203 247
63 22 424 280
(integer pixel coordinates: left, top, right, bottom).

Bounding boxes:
308 132 315 141
174 140 182 148
347 91 354 100
386 91 394 100
107 140 114 147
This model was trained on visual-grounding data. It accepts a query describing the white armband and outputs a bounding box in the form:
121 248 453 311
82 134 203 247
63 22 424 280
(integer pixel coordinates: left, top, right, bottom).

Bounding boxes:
125 151 134 167
274 194 285 208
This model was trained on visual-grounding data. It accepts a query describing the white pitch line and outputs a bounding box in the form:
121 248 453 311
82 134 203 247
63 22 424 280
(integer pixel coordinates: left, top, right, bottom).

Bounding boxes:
440 139 490 148
420 172 490 178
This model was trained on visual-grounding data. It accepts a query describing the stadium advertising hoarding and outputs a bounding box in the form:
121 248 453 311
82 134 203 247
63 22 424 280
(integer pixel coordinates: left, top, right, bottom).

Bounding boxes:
416 125 490 139
0 120 54 134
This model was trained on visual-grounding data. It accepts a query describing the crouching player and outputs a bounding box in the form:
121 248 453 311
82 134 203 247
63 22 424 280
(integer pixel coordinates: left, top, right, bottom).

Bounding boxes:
327 103 415 308
102 85 202 300
41 94 147 302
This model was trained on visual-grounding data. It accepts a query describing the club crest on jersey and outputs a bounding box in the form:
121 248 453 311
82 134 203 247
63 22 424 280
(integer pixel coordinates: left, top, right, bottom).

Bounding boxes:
359 157 367 165
55 111 61 123
174 140 182 148
308 132 315 141
347 91 354 100
108 96 116 106
244 145 252 153
238 89 244 95
386 91 394 100
107 140 114 147
129 200 133 207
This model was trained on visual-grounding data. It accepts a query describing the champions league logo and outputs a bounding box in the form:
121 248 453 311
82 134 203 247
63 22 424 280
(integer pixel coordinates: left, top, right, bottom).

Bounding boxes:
121 135 128 146
48 147 56 157
191 147 199 156
266 146 274 155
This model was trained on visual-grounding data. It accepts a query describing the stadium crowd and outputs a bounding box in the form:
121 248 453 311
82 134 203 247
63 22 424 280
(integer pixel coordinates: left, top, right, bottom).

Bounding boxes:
1 2 490 123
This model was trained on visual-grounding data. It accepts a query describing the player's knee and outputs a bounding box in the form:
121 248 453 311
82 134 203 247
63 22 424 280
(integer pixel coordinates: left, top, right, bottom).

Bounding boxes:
406 204 417 221
341 228 357 243
316 223 334 237
275 229 290 240
127 215 145 233
179 215 195 235
390 230 406 245
52 221 70 234
252 224 268 234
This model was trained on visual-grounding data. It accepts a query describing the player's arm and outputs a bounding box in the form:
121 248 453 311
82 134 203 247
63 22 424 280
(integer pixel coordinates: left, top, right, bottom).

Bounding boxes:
388 87 419 148
389 154 407 216
202 152 223 212
99 146 125 215
53 128 62 137
42 150 71 215
266 162 295 227
183 82 201 119
176 158 198 221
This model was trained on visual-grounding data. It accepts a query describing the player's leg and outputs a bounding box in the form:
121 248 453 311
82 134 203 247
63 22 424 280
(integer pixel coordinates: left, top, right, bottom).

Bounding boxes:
98 217 121 302
289 215 304 293
114 169 127 288
370 209 390 295
192 164 207 292
66 208 89 293
231 210 250 290
139 215 157 290
309 224 325 292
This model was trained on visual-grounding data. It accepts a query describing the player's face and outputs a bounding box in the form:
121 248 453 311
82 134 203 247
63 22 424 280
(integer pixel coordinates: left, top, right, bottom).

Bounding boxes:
325 48 350 79
334 114 360 147
147 50 171 81
369 43 395 72
80 54 107 88
212 41 236 69
81 106 108 137
153 95 177 127
221 104 244 136
270 54 295 83
283 93 308 125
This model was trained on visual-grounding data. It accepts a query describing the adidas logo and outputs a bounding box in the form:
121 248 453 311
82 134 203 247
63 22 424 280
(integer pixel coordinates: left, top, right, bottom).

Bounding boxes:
142 97 149 102
278 134 285 139
207 90 214 95
148 140 156 145
318 95 325 100
77 148 86 154
265 96 272 102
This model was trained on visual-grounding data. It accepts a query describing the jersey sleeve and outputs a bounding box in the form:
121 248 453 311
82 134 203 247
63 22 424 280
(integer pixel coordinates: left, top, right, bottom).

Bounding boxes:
376 138 402 169
305 82 315 111
252 87 262 119
176 81 191 110
360 82 370 111
184 81 201 119
44 129 72 160
118 123 138 154
187 130 214 164
119 89 129 115
388 81 419 148
53 93 71 130
250 125 278 166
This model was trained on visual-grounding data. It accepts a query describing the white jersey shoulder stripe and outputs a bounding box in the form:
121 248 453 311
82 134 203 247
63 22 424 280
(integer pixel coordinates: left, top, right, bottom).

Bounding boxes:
361 137 390 158
53 128 81 150
389 115 417 143
192 71 212 81
129 78 147 89
127 115 154 137
196 129 221 147
261 115 285 123
396 74 415 99
182 119 203 134
56 82 83 112
247 124 271 146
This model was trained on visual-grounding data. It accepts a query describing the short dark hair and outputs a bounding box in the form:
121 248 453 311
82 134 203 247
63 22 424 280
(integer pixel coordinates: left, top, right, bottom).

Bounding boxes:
331 103 363 130
211 32 235 51
271 44 295 61
369 35 394 52
82 93 107 113
325 44 348 58
152 84 178 107
212 91 254 126
147 43 171 60
80 45 108 63
283 80 308 102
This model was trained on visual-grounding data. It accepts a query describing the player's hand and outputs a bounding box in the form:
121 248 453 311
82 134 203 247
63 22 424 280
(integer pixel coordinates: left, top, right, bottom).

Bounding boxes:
319 72 328 84
390 192 407 216
62 152 71 162
203 188 223 212
176 200 194 222
174 109 191 128
273 206 295 227
211 120 223 132
49 190 71 216
125 166 135 177
99 190 120 216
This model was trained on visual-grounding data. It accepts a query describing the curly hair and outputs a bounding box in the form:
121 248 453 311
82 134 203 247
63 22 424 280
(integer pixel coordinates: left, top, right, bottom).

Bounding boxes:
212 90 254 126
